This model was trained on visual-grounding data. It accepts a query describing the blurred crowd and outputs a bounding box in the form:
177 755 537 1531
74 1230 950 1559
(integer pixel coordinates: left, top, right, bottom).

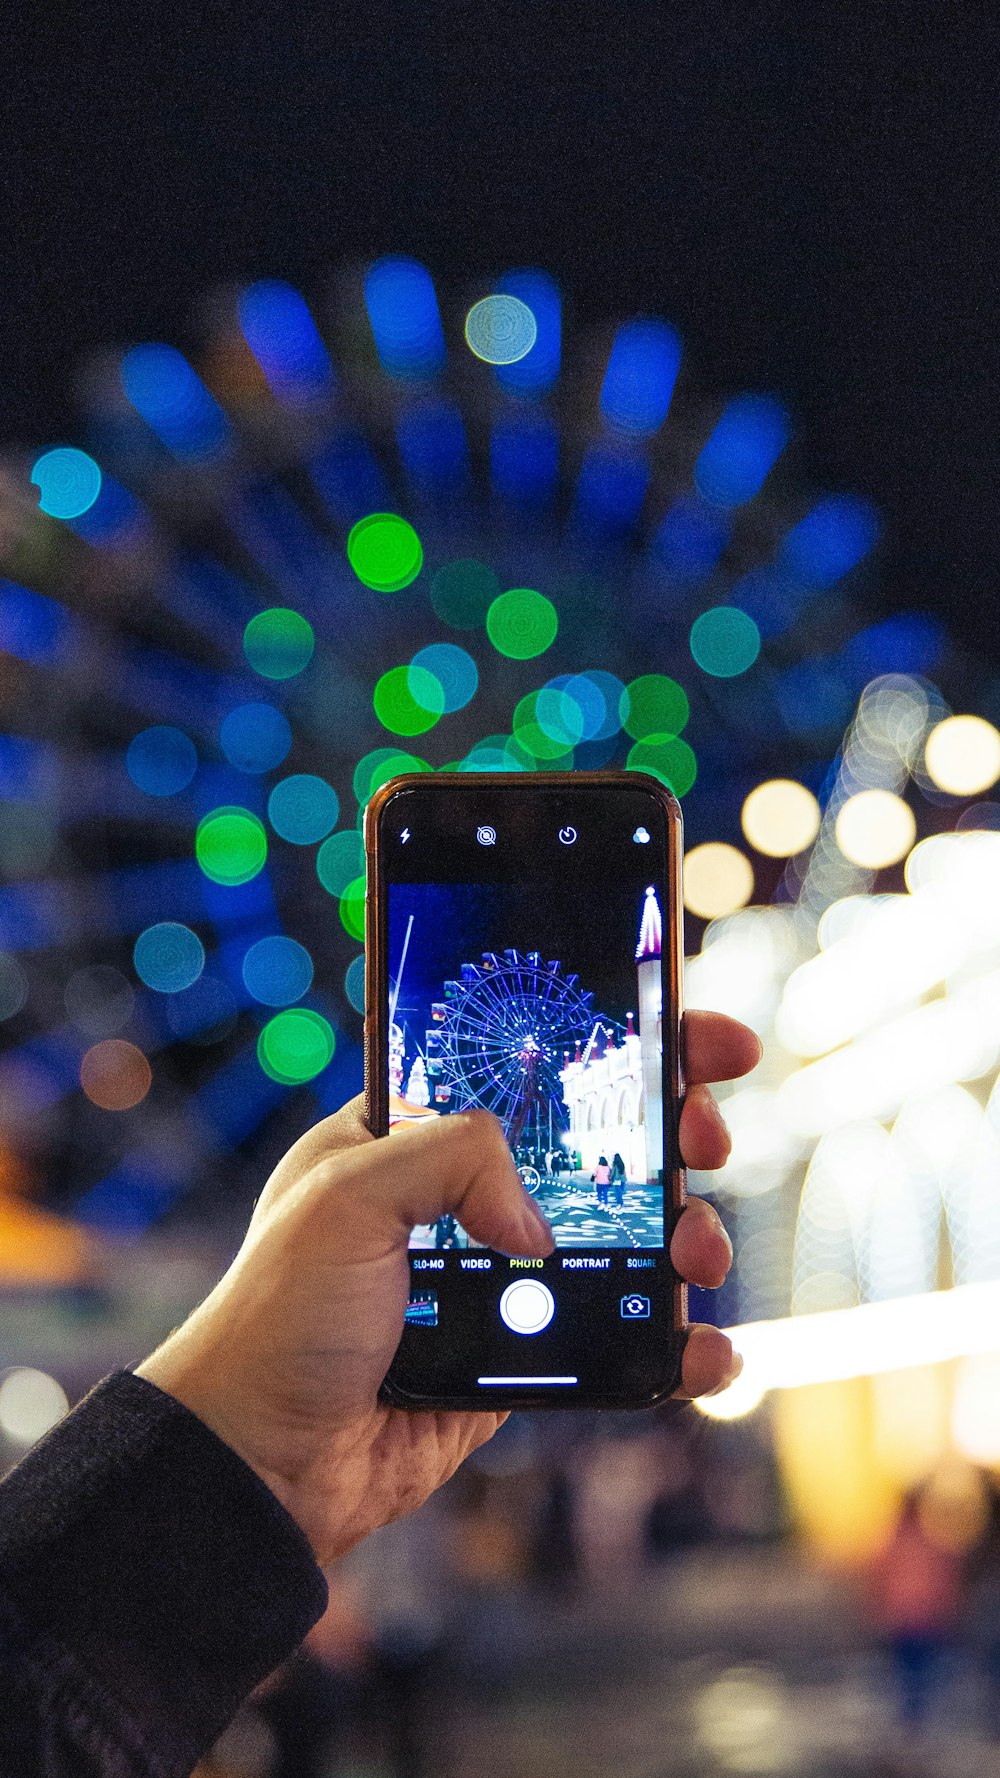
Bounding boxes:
176 1406 1000 1778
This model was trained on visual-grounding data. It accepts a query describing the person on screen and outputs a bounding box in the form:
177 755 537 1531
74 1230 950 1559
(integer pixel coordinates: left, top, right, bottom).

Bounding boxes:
0 1010 757 1778
592 1154 612 1204
610 1152 627 1207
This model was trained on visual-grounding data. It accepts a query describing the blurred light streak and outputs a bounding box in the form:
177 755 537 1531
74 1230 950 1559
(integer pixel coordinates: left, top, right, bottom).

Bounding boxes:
776 966 1000 1136
492 269 560 394
780 494 880 588
65 470 146 545
698 1279 1000 1419
841 612 946 682
599 318 681 436
238 280 334 403
121 344 230 459
694 395 789 508
0 581 78 664
364 256 446 380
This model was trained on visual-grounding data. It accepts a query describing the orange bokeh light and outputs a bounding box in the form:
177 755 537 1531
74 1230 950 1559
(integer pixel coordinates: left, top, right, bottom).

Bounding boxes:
80 1039 152 1111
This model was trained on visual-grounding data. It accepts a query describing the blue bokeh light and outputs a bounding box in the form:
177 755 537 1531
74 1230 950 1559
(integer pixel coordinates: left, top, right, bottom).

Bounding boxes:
694 395 790 507
841 611 947 680
493 269 561 395
268 773 339 844
220 703 293 774
781 495 880 587
411 644 478 712
344 953 366 1015
126 726 199 797
364 257 446 380
31 447 102 520
134 922 206 993
121 344 230 459
242 934 314 1006
600 319 681 436
238 280 334 403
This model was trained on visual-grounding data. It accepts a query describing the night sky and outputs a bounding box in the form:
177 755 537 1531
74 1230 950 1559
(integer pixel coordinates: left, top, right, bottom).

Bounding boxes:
388 877 654 1061
4 5 998 654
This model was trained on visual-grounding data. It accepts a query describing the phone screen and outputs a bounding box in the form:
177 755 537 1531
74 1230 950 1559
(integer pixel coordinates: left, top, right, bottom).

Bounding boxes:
371 774 685 1409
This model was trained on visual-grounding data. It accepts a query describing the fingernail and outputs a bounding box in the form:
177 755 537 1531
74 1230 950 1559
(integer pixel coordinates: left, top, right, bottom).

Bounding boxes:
714 1210 734 1261
709 1096 732 1152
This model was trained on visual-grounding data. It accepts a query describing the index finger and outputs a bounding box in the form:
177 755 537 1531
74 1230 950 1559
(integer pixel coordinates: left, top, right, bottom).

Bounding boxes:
683 1009 762 1086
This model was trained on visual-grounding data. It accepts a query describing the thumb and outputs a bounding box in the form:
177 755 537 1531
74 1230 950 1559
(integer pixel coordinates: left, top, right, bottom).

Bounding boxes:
342 1109 555 1259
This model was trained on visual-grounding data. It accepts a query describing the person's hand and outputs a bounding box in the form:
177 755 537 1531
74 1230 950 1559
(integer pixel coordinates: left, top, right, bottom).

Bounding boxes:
136 1009 760 1567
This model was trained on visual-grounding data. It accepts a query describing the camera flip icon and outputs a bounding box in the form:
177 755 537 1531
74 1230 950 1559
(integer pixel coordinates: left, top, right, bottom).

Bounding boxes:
620 1294 651 1319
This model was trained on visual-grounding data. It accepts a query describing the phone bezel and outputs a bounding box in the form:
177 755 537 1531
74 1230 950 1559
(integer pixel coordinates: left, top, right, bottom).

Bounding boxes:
364 770 688 1411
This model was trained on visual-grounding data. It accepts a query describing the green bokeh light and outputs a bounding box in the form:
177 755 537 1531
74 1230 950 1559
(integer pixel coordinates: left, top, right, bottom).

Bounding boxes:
195 806 268 885
374 665 445 735
429 558 500 629
243 609 315 680
347 513 423 592
352 748 432 806
317 829 365 897
486 588 558 660
258 1008 336 1084
512 693 575 762
689 606 762 677
627 735 698 796
339 876 367 940
620 674 690 740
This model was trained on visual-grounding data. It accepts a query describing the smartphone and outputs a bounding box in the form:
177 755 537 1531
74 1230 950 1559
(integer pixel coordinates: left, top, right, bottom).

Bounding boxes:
364 770 686 1411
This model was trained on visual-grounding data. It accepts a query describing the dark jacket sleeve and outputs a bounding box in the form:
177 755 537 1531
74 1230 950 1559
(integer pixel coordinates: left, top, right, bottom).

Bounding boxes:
0 1368 329 1778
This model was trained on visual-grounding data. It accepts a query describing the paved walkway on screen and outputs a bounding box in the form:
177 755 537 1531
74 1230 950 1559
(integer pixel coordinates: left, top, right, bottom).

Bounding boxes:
532 1171 664 1249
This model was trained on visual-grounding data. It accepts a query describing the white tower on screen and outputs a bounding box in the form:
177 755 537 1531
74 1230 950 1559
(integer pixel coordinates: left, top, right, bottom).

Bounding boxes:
635 885 663 1184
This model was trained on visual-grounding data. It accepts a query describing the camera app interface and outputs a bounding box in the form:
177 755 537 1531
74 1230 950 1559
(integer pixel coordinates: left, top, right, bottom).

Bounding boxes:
387 868 667 1253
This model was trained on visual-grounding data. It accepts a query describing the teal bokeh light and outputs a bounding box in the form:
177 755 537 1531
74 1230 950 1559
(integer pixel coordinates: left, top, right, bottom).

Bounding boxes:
31 448 102 520
268 774 339 845
690 606 762 677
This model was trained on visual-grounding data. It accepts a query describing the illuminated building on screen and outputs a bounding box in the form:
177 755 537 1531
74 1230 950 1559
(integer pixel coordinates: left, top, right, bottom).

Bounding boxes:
559 886 664 1182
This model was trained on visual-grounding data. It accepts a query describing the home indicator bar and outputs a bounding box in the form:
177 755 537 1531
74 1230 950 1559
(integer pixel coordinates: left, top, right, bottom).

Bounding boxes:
477 1376 579 1386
